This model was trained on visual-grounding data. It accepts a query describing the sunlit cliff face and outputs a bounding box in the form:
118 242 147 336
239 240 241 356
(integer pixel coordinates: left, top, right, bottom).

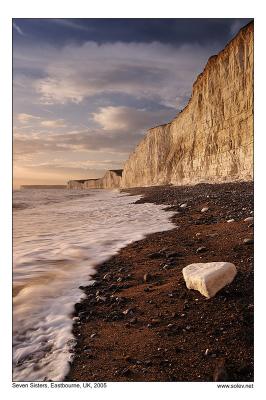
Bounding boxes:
13 18 251 187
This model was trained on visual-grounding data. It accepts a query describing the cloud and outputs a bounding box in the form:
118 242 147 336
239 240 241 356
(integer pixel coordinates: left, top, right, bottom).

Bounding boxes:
13 21 25 36
92 106 175 132
28 41 217 107
17 113 41 123
26 158 124 171
13 121 142 158
14 103 176 159
41 119 66 128
50 19 90 32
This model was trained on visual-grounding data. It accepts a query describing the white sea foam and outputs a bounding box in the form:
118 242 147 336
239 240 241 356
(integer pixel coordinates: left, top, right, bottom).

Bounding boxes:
13 189 175 381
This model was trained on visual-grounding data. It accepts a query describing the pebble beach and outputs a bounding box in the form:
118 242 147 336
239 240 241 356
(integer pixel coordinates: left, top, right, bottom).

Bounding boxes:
66 181 254 382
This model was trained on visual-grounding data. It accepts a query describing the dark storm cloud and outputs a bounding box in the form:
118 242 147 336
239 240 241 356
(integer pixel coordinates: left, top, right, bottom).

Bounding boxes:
13 18 252 48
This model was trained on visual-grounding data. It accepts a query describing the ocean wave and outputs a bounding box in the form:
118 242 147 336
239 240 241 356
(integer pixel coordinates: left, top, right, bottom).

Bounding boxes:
13 189 175 381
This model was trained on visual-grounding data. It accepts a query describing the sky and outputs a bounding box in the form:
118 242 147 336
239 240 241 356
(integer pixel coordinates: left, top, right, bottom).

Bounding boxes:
13 18 252 188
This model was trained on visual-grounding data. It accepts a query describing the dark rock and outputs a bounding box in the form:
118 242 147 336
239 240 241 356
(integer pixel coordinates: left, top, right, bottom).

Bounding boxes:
121 368 132 377
91 281 101 288
144 360 152 366
166 252 182 259
107 311 124 321
159 359 170 366
175 347 184 353
159 248 168 254
148 252 163 259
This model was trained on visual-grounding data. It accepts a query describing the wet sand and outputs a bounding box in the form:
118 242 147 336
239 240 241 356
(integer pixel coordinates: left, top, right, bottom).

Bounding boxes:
66 182 253 382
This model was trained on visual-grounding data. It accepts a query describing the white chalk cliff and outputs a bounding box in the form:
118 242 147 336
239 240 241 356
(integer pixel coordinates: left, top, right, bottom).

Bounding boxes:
121 22 253 188
67 22 253 190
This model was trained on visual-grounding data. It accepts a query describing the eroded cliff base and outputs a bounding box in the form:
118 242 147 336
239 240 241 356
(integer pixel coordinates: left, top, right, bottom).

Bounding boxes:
66 181 253 382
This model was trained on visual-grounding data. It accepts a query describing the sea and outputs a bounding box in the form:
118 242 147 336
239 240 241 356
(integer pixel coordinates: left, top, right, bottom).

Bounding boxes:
13 188 175 381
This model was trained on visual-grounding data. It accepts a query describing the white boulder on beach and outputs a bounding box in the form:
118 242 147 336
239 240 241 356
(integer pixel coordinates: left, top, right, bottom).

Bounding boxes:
182 262 237 298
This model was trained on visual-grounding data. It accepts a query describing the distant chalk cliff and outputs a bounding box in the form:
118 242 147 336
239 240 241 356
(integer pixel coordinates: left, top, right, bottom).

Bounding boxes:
67 170 122 190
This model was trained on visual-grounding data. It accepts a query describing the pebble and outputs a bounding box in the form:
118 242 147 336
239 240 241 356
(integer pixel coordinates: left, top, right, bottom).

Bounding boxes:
180 203 187 208
163 264 173 270
209 233 219 237
96 296 106 303
227 219 235 223
244 217 254 222
123 308 134 316
243 238 253 245
204 348 209 356
90 333 97 339
201 207 209 212
103 273 112 280
196 246 207 253
143 273 151 283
